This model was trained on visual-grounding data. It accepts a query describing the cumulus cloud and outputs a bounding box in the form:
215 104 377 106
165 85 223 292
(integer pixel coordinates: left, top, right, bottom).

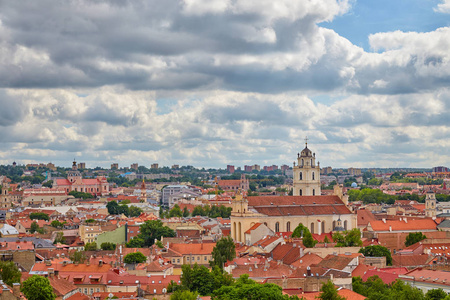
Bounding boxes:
0 87 449 168
0 1 449 168
435 0 450 13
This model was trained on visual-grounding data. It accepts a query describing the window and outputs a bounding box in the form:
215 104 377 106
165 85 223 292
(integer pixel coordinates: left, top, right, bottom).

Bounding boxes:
310 223 314 234
197 256 200 261
286 222 291 232
299 172 302 180
313 189 315 196
177 259 180 263
312 172 315 180
204 256 207 261
187 257 190 261
300 189 302 196
275 222 280 233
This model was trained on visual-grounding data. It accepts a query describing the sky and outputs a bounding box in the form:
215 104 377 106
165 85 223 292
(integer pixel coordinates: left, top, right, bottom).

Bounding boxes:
0 0 449 169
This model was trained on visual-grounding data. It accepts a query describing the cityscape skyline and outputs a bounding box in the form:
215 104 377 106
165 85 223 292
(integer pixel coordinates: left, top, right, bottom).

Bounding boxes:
0 1 449 168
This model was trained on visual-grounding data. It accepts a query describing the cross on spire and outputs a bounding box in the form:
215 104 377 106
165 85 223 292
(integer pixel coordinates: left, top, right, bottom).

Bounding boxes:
304 136 308 146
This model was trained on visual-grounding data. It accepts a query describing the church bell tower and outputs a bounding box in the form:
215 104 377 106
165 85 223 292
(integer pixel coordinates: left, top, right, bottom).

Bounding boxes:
293 138 321 196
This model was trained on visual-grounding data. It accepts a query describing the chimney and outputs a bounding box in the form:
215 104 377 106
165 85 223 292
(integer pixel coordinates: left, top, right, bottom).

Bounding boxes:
12 283 20 297
307 266 311 277
382 218 386 223
54 270 59 277
45 260 52 266
389 226 392 232
63 261 67 266
47 268 54 277
404 218 407 223
99 260 103 267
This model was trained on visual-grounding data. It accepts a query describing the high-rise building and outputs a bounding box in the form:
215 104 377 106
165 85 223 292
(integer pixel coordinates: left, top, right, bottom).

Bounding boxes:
227 165 235 174
151 163 159 169
131 163 138 170
111 163 119 170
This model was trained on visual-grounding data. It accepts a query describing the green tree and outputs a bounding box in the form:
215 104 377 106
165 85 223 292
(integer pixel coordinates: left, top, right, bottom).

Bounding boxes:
84 242 97 251
69 250 87 263
100 242 116 250
210 236 236 269
169 204 183 218
170 290 199 300
405 232 427 247
68 191 94 199
53 232 66 244
0 261 21 286
332 228 362 247
135 220 175 247
126 237 145 248
107 201 119 214
50 220 63 228
21 275 56 300
30 212 49 221
124 252 147 264
183 206 190 218
359 245 393 266
292 223 316 248
212 274 299 300
192 206 206 216
30 221 40 234
42 180 53 188
181 264 234 296
129 206 143 217
317 280 345 300
425 288 447 300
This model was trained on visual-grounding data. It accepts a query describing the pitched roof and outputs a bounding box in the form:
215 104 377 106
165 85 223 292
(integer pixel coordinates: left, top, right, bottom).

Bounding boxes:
317 255 354 270
357 209 377 226
391 254 433 267
368 219 437 231
361 269 399 284
169 243 216 255
245 223 263 234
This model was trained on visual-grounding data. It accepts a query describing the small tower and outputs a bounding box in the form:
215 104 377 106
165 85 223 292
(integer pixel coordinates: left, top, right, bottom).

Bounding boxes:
72 159 78 171
425 189 437 218
231 191 248 216
141 180 147 200
293 137 321 196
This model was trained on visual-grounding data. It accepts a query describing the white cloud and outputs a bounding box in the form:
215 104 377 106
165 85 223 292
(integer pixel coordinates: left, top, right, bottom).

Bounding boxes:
435 0 450 13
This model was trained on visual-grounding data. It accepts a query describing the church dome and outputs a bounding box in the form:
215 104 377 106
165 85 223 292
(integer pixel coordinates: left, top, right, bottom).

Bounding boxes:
301 145 312 157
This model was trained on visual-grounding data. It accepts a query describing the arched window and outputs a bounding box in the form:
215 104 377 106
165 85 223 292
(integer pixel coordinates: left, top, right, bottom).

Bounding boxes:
300 189 302 196
287 222 291 232
310 159 313 166
238 222 242 242
310 223 314 234
312 172 315 180
300 172 303 180
321 221 325 234
344 220 348 231
333 221 336 230
313 189 315 196
275 222 280 232
301 159 304 166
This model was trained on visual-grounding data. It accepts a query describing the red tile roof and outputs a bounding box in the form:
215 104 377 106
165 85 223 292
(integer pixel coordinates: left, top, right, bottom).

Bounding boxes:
244 223 263 234
361 269 399 284
368 219 437 232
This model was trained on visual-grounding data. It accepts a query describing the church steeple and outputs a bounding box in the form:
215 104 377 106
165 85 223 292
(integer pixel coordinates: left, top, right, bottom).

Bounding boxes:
293 138 321 196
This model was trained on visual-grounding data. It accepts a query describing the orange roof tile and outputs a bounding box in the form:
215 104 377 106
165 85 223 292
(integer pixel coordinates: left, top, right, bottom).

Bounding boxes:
368 219 437 232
